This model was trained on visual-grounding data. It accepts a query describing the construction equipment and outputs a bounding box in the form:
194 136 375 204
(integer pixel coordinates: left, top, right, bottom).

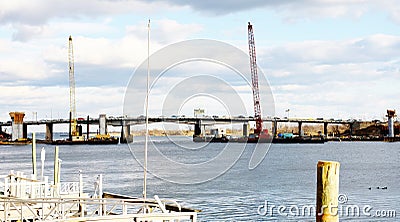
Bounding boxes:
68 36 83 141
247 22 263 136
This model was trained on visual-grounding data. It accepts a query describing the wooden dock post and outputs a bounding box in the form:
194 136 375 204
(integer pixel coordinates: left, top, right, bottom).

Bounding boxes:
316 160 340 222
54 146 59 185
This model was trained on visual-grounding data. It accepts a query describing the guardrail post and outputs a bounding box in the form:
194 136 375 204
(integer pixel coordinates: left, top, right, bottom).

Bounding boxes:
316 160 340 222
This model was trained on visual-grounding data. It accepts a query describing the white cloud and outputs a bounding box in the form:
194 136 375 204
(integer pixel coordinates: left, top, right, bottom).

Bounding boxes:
376 0 400 24
277 0 371 22
0 58 51 81
146 0 400 25
0 0 178 25
138 1 330 16
266 34 400 67
0 86 68 121
263 34 400 119
11 20 116 42
127 19 203 44
0 18 204 86
0 85 125 121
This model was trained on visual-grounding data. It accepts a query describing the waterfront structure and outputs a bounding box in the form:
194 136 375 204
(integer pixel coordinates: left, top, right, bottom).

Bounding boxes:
386 109 396 137
9 112 25 141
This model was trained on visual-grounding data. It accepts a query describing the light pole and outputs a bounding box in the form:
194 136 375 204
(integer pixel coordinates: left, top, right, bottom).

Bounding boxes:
285 109 290 120
33 112 38 121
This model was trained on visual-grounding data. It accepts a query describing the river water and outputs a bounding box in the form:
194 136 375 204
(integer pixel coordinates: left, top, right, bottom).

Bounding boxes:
0 138 398 221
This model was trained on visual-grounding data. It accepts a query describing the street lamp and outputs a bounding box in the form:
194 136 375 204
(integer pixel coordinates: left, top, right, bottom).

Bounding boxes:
285 109 290 120
33 112 38 121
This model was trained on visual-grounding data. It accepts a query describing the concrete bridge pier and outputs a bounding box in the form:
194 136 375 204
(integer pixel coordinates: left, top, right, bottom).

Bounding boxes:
349 123 353 137
243 122 250 137
23 123 27 139
86 115 90 139
323 122 328 137
99 114 107 135
194 120 202 137
272 120 278 137
298 122 303 137
386 110 396 137
46 123 53 142
120 121 132 143
9 112 25 141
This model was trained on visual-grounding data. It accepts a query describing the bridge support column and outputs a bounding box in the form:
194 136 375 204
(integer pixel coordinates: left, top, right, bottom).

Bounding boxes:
120 121 132 143
87 115 90 139
9 112 26 141
386 110 396 137
194 120 202 137
349 123 353 138
323 122 328 137
23 123 27 139
298 122 303 137
273 121 278 138
99 114 107 135
45 123 53 142
243 122 250 137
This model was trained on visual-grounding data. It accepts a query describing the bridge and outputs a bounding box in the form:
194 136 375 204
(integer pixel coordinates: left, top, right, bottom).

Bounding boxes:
0 112 360 143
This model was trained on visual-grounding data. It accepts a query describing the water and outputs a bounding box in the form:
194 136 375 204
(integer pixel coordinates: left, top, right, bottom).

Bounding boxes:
0 139 398 221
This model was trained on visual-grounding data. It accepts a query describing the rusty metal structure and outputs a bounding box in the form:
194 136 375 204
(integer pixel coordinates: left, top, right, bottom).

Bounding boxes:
9 112 25 141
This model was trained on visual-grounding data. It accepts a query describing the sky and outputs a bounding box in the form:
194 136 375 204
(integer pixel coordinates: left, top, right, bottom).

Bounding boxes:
1 0 400 126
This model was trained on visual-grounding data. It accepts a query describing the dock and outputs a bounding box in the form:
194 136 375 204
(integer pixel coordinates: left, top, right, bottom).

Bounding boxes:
0 171 198 221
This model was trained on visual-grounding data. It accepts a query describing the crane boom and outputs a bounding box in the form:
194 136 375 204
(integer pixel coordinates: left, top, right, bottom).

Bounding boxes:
68 35 77 137
247 22 263 135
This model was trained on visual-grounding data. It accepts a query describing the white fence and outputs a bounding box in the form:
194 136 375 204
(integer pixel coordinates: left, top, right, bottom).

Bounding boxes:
0 197 197 222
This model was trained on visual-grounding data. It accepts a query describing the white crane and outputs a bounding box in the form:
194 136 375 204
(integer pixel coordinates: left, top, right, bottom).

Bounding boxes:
68 36 78 140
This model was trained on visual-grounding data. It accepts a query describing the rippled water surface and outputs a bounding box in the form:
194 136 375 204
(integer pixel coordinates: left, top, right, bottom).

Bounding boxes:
0 138 399 221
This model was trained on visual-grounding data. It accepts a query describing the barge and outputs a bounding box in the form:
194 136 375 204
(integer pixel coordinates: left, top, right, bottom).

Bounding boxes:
193 135 325 144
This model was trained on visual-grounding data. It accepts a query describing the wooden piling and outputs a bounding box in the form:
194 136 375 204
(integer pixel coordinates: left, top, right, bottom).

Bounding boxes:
54 146 59 185
316 160 340 222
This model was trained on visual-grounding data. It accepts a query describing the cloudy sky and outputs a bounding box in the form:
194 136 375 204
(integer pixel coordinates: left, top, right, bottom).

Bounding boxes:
1 0 400 125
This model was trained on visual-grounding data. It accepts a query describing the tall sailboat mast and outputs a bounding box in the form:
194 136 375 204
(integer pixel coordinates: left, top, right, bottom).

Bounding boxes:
143 19 150 201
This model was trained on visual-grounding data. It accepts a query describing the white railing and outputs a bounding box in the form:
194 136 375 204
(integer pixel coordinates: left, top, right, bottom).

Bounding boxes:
59 182 79 195
0 197 197 222
0 173 197 221
2 174 81 199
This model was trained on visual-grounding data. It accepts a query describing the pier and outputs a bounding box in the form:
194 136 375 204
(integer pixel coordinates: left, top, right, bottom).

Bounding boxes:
0 165 198 221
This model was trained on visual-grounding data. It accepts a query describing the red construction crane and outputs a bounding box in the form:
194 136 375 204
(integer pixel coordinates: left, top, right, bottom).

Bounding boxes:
247 22 263 135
